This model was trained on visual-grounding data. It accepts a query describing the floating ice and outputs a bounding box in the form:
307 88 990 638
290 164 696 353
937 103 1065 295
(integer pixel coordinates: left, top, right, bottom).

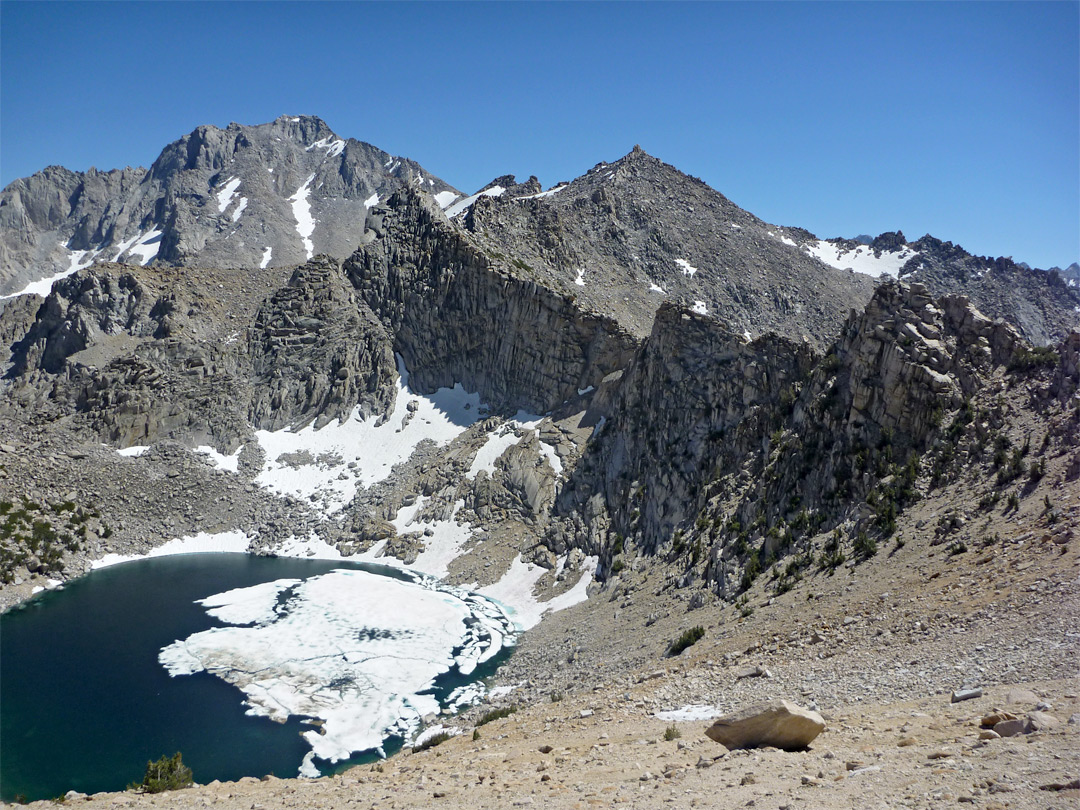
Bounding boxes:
159 567 516 770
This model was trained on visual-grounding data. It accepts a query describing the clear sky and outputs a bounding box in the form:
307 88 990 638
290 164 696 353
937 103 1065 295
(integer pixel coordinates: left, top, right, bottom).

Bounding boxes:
2 1 1077 269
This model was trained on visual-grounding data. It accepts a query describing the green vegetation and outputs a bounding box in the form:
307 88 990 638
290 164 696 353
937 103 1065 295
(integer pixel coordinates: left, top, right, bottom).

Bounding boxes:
667 625 705 656
129 752 193 794
413 731 453 753
1007 345 1058 372
476 705 518 726
0 498 106 583
663 724 682 741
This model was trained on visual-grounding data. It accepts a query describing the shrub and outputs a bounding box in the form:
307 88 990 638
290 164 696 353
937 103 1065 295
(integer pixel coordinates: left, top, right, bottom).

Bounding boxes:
667 625 705 656
853 531 877 560
413 731 452 753
663 724 681 741
476 706 518 727
129 752 193 794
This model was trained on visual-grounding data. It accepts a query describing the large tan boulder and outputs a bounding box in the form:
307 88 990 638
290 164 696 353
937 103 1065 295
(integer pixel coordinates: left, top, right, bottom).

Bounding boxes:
705 700 825 751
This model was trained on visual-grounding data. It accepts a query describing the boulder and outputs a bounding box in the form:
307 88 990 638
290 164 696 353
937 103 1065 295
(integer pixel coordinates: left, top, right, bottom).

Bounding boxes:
705 700 825 751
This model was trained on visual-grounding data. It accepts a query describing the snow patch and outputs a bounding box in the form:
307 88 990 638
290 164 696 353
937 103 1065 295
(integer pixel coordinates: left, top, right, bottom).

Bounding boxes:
216 177 241 213
254 357 482 514
2 245 100 299
517 184 567 200
195 445 243 473
675 258 698 277
91 530 251 569
116 445 149 457
649 282 665 294
289 174 317 260
574 268 586 286
655 705 721 722
806 240 918 280
692 300 708 315
230 198 248 222
434 190 459 208
364 193 379 208
478 554 598 630
444 185 505 218
260 247 273 269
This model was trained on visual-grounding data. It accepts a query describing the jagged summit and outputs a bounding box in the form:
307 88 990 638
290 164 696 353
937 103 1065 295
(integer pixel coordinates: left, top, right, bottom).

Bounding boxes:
0 117 459 296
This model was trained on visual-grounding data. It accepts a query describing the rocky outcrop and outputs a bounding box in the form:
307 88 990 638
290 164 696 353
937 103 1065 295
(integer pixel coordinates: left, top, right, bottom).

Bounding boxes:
552 302 815 561
345 188 639 414
247 256 396 430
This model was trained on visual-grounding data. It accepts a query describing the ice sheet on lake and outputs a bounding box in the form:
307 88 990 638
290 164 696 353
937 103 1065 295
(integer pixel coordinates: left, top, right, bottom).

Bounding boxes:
159 567 516 769
254 357 482 514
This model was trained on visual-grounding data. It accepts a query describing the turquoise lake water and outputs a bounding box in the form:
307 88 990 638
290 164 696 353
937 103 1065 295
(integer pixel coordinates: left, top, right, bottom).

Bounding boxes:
0 554 510 802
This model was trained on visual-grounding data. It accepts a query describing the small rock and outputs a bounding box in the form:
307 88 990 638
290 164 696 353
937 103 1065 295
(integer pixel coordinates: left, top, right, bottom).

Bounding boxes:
951 688 983 703
538 745 553 754
1005 687 1038 705
978 729 1001 741
993 718 1027 737
1026 711 1060 732
897 737 917 747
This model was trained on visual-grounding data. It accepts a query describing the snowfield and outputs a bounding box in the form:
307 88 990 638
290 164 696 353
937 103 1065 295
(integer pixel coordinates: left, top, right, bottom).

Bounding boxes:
807 240 919 279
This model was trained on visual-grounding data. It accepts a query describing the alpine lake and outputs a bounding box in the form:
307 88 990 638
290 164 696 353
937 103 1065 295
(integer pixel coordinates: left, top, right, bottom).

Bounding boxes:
1 553 515 802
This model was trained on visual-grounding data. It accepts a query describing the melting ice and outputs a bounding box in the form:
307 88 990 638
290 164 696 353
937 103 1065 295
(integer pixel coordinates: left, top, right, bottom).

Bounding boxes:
159 567 515 774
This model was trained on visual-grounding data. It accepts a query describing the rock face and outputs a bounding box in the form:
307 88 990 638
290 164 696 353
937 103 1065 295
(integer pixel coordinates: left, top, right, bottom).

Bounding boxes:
345 188 638 414
0 127 1076 607
0 116 459 295
704 700 826 750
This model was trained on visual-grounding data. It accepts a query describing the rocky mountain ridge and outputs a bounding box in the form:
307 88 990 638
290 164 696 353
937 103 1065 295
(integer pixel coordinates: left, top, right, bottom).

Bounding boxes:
0 115 459 295
0 121 1077 806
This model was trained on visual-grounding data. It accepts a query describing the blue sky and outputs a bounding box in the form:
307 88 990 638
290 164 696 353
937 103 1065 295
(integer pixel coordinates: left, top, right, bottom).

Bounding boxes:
2 1 1077 269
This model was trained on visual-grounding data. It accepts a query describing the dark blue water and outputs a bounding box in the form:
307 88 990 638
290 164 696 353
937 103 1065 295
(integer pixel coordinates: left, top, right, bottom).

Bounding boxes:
0 554 508 802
